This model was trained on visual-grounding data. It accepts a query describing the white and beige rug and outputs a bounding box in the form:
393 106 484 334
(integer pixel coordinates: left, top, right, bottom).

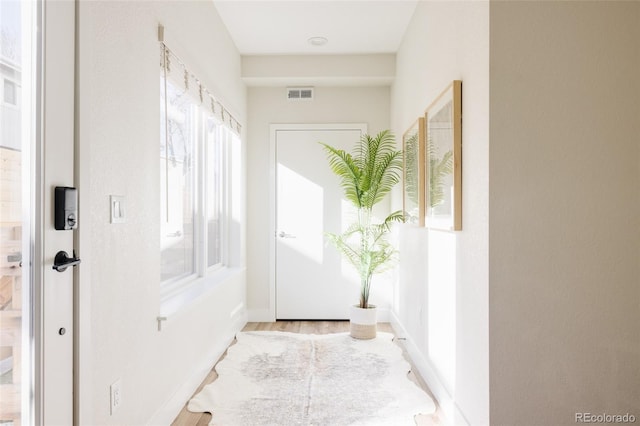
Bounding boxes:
188 331 436 425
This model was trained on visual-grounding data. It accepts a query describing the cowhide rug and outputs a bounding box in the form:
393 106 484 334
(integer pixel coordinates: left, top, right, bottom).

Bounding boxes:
188 331 436 425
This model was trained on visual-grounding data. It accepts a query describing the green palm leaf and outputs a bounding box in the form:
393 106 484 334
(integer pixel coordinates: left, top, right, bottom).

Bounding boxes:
366 150 402 207
320 143 362 207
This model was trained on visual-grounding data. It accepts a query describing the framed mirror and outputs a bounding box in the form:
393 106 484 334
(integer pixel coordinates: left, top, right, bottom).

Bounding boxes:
425 80 462 230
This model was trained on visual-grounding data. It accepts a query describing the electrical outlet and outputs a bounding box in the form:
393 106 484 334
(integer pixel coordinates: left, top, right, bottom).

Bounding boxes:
110 379 122 415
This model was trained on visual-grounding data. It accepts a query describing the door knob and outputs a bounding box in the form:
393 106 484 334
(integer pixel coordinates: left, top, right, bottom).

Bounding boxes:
53 250 81 272
278 231 296 239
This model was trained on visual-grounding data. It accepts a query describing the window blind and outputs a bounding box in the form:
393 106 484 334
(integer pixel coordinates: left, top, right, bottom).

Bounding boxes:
158 24 242 135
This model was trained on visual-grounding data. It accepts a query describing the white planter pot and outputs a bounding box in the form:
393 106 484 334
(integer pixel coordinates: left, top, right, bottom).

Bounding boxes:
350 305 377 340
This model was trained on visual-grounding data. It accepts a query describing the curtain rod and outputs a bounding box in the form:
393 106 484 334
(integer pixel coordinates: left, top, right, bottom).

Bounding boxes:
157 24 242 134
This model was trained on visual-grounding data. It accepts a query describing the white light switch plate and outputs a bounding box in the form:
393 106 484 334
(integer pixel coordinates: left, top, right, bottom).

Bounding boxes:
110 195 125 224
110 378 122 415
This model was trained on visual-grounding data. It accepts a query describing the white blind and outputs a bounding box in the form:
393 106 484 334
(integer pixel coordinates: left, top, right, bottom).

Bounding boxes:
158 25 242 135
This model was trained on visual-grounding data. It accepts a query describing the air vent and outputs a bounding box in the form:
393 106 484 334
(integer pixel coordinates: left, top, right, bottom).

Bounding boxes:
287 87 314 101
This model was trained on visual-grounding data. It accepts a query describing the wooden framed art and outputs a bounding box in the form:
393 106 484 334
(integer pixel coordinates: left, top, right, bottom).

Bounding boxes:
424 80 462 230
402 117 426 226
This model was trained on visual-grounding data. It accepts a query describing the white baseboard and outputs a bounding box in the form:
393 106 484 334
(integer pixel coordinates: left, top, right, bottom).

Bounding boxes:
247 308 390 323
389 310 469 426
147 311 248 425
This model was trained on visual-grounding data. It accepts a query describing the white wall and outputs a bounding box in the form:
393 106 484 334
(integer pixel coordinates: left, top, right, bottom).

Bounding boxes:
391 2 489 425
76 2 247 424
489 2 640 424
246 85 391 319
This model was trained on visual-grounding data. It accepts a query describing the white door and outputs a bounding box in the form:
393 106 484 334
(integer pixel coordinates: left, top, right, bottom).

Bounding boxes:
275 124 366 320
0 1 75 424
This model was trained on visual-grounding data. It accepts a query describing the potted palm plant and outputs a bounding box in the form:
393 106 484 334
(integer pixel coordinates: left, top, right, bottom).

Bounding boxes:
321 130 403 339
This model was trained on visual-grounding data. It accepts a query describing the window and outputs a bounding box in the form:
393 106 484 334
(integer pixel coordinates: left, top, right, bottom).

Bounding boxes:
159 46 241 297
160 77 196 283
206 118 225 268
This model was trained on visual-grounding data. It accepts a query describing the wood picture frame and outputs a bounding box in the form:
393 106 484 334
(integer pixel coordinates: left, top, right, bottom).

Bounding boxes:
402 117 426 226
424 80 462 230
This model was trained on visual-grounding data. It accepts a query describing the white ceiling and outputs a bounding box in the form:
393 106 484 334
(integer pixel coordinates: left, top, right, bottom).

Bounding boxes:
213 0 419 55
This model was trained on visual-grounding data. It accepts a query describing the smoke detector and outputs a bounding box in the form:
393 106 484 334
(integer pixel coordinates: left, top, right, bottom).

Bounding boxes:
308 36 328 47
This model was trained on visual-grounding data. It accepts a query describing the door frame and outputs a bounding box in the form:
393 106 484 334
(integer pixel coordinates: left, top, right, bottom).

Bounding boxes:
28 0 77 423
268 123 367 321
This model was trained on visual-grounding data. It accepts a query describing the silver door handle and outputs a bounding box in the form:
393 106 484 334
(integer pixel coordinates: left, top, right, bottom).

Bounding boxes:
278 231 296 239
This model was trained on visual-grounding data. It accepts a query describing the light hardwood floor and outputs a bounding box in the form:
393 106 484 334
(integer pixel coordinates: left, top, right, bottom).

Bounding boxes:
172 321 443 426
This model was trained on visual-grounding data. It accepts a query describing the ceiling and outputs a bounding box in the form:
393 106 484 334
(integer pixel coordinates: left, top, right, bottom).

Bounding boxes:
213 0 419 55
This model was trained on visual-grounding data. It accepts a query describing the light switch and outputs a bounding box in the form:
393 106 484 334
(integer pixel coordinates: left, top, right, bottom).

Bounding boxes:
110 195 125 224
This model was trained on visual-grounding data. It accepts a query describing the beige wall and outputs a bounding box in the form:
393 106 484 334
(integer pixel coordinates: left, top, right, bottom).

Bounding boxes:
391 1 490 424
489 2 640 424
242 54 395 86
76 2 247 424
246 86 391 318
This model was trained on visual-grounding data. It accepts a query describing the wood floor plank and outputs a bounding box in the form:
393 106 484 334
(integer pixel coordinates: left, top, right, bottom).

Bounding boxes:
171 321 442 426
171 410 203 426
195 414 212 426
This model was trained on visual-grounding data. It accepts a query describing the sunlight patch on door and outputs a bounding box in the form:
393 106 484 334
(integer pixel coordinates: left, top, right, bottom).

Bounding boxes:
277 163 323 264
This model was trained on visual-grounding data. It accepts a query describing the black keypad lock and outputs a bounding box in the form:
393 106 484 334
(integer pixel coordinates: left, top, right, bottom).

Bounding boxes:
54 186 78 230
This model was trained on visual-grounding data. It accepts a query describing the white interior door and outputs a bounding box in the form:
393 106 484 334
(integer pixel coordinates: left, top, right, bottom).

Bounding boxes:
0 1 75 424
275 124 366 320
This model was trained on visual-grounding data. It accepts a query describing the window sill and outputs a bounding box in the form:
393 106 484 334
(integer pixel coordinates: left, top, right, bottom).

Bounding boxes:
157 266 244 331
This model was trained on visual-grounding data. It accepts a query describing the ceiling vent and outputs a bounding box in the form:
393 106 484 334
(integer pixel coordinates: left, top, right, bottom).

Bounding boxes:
287 87 314 101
